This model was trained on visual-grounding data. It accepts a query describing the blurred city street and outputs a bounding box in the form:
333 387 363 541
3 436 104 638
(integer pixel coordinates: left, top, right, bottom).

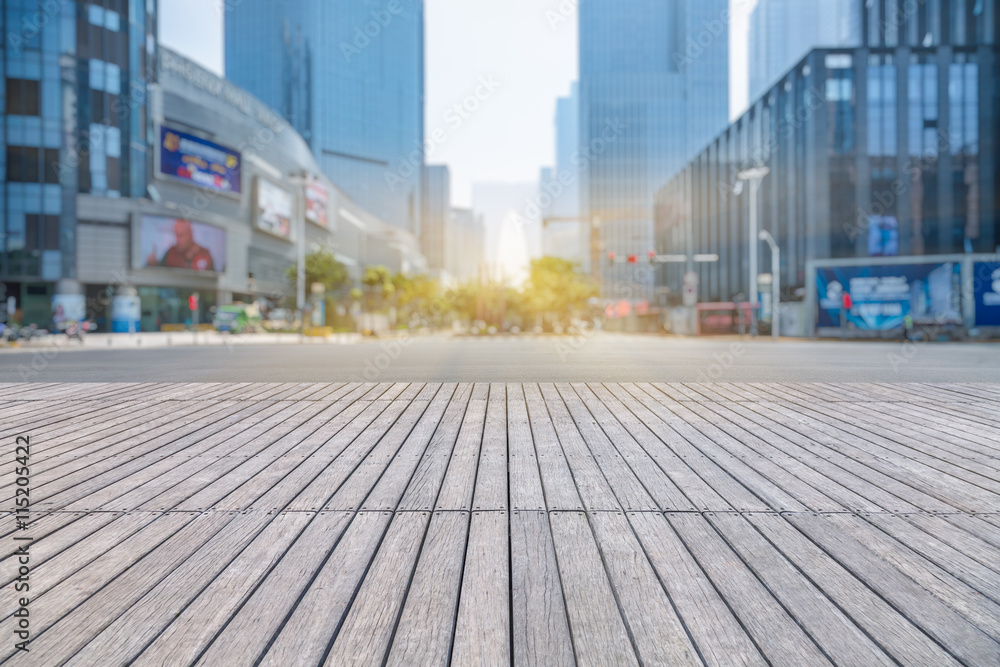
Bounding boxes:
2 333 999 383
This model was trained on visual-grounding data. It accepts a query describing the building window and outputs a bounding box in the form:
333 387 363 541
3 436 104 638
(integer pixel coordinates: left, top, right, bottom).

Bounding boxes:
5 78 41 116
5 146 61 184
25 215 62 252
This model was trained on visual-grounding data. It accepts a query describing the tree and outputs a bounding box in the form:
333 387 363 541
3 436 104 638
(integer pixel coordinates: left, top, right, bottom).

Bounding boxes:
521 257 597 329
361 265 395 311
286 249 350 294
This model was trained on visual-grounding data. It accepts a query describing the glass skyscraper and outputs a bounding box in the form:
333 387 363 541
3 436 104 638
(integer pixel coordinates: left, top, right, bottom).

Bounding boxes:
748 0 862 104
579 0 729 302
225 0 425 235
657 0 998 308
1 0 157 324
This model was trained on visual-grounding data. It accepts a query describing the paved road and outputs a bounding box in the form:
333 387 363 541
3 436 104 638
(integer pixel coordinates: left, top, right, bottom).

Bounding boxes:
3 333 998 382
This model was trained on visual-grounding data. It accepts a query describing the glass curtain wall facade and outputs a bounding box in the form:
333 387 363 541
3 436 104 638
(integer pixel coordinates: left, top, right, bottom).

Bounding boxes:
1 0 156 323
421 164 449 274
656 23 997 304
225 0 425 236
579 0 729 303
748 0 862 103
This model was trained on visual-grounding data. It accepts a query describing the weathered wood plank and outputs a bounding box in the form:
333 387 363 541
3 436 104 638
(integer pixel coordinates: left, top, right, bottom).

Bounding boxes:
173 511 354 666
324 512 431 666
472 384 508 511
386 512 469 667
629 512 766 667
706 512 895 665
507 384 546 512
451 511 511 666
434 383 489 511
549 511 639 666
667 513 832 665
510 510 575 667
745 512 962 666
785 513 1000 665
588 511 701 665
259 511 392 666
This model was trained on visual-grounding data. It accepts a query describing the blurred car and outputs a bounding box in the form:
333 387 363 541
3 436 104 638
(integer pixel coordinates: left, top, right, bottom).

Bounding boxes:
213 304 262 333
263 308 294 330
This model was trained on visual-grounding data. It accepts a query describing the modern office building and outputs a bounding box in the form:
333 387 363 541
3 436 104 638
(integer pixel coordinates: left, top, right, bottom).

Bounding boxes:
447 207 485 283
540 83 589 272
225 0 425 235
655 0 997 333
2 34 425 330
748 0 862 103
579 0 730 303
1 0 157 327
421 164 450 275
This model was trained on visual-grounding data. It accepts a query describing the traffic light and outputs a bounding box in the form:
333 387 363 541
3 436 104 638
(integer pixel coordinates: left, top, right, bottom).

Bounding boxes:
188 294 198 311
627 255 637 264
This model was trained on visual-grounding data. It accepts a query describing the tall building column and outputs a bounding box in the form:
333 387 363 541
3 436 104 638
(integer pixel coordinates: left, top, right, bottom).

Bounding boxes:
895 46 914 255
978 44 997 253
937 45 955 253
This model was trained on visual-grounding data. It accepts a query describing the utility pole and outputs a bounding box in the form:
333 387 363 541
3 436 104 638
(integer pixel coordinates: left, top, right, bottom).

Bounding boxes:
735 166 770 337
289 172 308 335
759 229 781 339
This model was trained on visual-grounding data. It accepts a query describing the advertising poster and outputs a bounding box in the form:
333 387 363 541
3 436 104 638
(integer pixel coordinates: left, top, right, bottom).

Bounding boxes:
111 295 142 333
974 262 1000 327
51 294 86 329
140 215 227 273
256 178 294 240
866 215 899 257
816 262 962 331
305 180 329 228
159 126 242 194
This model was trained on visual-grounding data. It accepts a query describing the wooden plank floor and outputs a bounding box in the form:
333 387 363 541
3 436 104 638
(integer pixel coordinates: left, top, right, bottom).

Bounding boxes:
3 382 1000 665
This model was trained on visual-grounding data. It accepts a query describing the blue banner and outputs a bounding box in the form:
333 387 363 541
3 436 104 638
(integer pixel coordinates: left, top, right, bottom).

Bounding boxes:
159 126 242 194
973 262 1000 327
816 263 962 331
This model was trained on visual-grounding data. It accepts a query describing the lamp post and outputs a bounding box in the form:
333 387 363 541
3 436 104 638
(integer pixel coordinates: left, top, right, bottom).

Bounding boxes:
735 166 770 336
288 173 308 335
758 229 780 340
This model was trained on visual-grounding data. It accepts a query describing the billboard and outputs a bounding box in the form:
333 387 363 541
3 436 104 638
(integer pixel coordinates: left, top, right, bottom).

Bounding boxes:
866 216 899 257
159 126 242 194
140 215 227 273
305 180 329 228
816 262 962 331
256 178 294 240
973 262 1000 327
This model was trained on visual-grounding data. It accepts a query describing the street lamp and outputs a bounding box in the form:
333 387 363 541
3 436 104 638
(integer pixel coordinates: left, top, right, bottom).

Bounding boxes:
758 230 780 340
735 166 770 336
288 172 309 334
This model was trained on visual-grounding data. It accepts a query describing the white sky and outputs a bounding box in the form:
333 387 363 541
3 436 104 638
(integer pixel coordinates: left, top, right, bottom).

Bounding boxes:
159 0 754 208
